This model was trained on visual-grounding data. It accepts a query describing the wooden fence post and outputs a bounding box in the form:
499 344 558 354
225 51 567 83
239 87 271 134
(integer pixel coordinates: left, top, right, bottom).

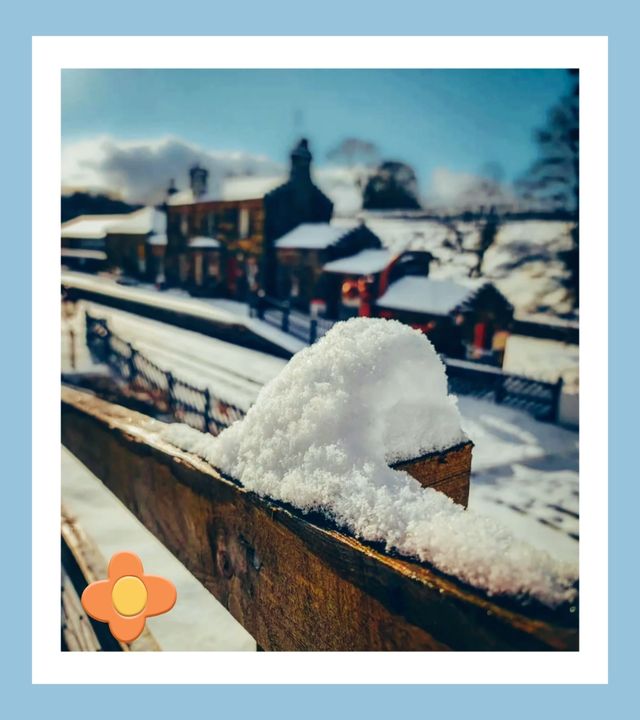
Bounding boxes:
309 319 317 345
127 343 136 383
86 315 109 363
166 371 175 414
553 377 564 423
66 327 76 371
203 387 212 433
282 304 290 333
126 343 137 383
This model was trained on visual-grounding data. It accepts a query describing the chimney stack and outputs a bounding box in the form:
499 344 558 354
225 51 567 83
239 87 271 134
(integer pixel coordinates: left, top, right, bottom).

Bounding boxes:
189 164 209 198
290 138 312 184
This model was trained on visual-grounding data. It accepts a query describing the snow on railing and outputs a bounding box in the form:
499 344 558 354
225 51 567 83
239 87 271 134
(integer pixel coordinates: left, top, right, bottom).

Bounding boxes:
83 312 575 606
163 318 576 608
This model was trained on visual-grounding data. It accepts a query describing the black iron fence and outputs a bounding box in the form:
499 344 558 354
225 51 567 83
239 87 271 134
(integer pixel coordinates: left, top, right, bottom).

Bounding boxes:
445 358 563 422
85 312 245 435
250 294 335 344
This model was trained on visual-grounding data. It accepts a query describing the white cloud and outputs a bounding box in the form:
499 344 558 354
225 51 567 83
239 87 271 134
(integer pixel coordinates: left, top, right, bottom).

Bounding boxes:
315 165 367 217
61 134 369 217
61 135 283 204
62 136 518 216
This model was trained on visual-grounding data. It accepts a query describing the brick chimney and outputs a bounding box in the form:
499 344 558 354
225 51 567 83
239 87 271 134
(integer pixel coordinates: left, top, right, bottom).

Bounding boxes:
189 164 208 198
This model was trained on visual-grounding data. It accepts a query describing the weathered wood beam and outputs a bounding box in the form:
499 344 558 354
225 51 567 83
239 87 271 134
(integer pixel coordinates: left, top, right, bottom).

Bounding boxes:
61 567 103 652
61 386 578 651
393 443 472 507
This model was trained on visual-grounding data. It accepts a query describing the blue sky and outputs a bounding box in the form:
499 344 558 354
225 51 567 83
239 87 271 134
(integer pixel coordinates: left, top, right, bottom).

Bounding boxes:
62 69 570 200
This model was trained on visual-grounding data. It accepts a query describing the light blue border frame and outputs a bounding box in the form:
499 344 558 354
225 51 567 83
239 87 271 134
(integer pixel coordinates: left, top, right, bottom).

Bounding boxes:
5 0 629 713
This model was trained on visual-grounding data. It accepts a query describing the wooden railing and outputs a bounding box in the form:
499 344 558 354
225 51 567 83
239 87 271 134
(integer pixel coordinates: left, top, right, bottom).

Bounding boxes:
61 386 578 651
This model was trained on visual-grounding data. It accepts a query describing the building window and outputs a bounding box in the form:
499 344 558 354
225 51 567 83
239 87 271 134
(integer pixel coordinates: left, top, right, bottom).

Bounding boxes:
168 211 180 233
179 254 189 282
220 208 239 237
207 254 220 278
239 208 250 239
207 212 217 237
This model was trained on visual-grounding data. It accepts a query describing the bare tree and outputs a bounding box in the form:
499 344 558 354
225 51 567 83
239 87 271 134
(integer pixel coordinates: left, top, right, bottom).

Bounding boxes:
516 70 579 214
517 70 579 303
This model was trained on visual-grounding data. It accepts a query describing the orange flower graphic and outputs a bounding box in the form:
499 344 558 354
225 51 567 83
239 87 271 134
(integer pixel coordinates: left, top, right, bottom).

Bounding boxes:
81 551 176 643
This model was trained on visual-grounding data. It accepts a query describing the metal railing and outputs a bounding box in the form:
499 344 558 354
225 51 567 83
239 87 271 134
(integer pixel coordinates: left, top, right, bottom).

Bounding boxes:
85 312 245 435
87 310 563 426
445 357 563 422
249 294 335 344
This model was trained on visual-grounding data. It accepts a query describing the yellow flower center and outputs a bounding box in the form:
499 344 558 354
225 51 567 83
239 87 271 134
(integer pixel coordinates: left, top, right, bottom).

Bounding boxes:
111 576 148 616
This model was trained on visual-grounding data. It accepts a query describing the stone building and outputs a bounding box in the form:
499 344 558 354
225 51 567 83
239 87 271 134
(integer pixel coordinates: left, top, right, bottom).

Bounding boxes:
164 139 334 300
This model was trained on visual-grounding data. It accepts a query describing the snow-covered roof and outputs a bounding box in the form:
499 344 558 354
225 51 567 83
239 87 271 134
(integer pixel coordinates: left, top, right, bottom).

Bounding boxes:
166 189 217 206
61 214 130 240
165 170 360 214
147 233 168 246
61 208 166 239
167 175 285 206
61 248 108 260
377 276 485 316
275 223 358 250
221 175 285 201
323 249 392 275
108 207 167 235
188 236 220 249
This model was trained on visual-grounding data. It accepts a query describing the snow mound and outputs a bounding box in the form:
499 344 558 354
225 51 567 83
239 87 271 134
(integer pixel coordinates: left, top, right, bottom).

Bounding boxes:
162 318 577 607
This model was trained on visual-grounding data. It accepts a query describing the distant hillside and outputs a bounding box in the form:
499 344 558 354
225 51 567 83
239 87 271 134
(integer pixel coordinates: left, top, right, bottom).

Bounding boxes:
61 192 142 223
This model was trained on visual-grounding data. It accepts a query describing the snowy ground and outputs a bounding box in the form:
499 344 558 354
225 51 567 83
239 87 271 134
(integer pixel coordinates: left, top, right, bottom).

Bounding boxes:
62 303 579 570
481 221 576 316
62 270 306 355
67 301 283 409
503 334 579 392
62 447 256 651
335 215 577 318
460 396 578 564
63 266 579 386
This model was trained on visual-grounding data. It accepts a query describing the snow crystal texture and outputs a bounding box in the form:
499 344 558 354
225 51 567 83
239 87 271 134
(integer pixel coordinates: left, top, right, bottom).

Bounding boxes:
162 318 577 607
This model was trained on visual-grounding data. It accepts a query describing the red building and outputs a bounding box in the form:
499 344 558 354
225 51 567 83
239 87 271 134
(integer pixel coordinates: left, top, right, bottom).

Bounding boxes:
376 276 513 363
